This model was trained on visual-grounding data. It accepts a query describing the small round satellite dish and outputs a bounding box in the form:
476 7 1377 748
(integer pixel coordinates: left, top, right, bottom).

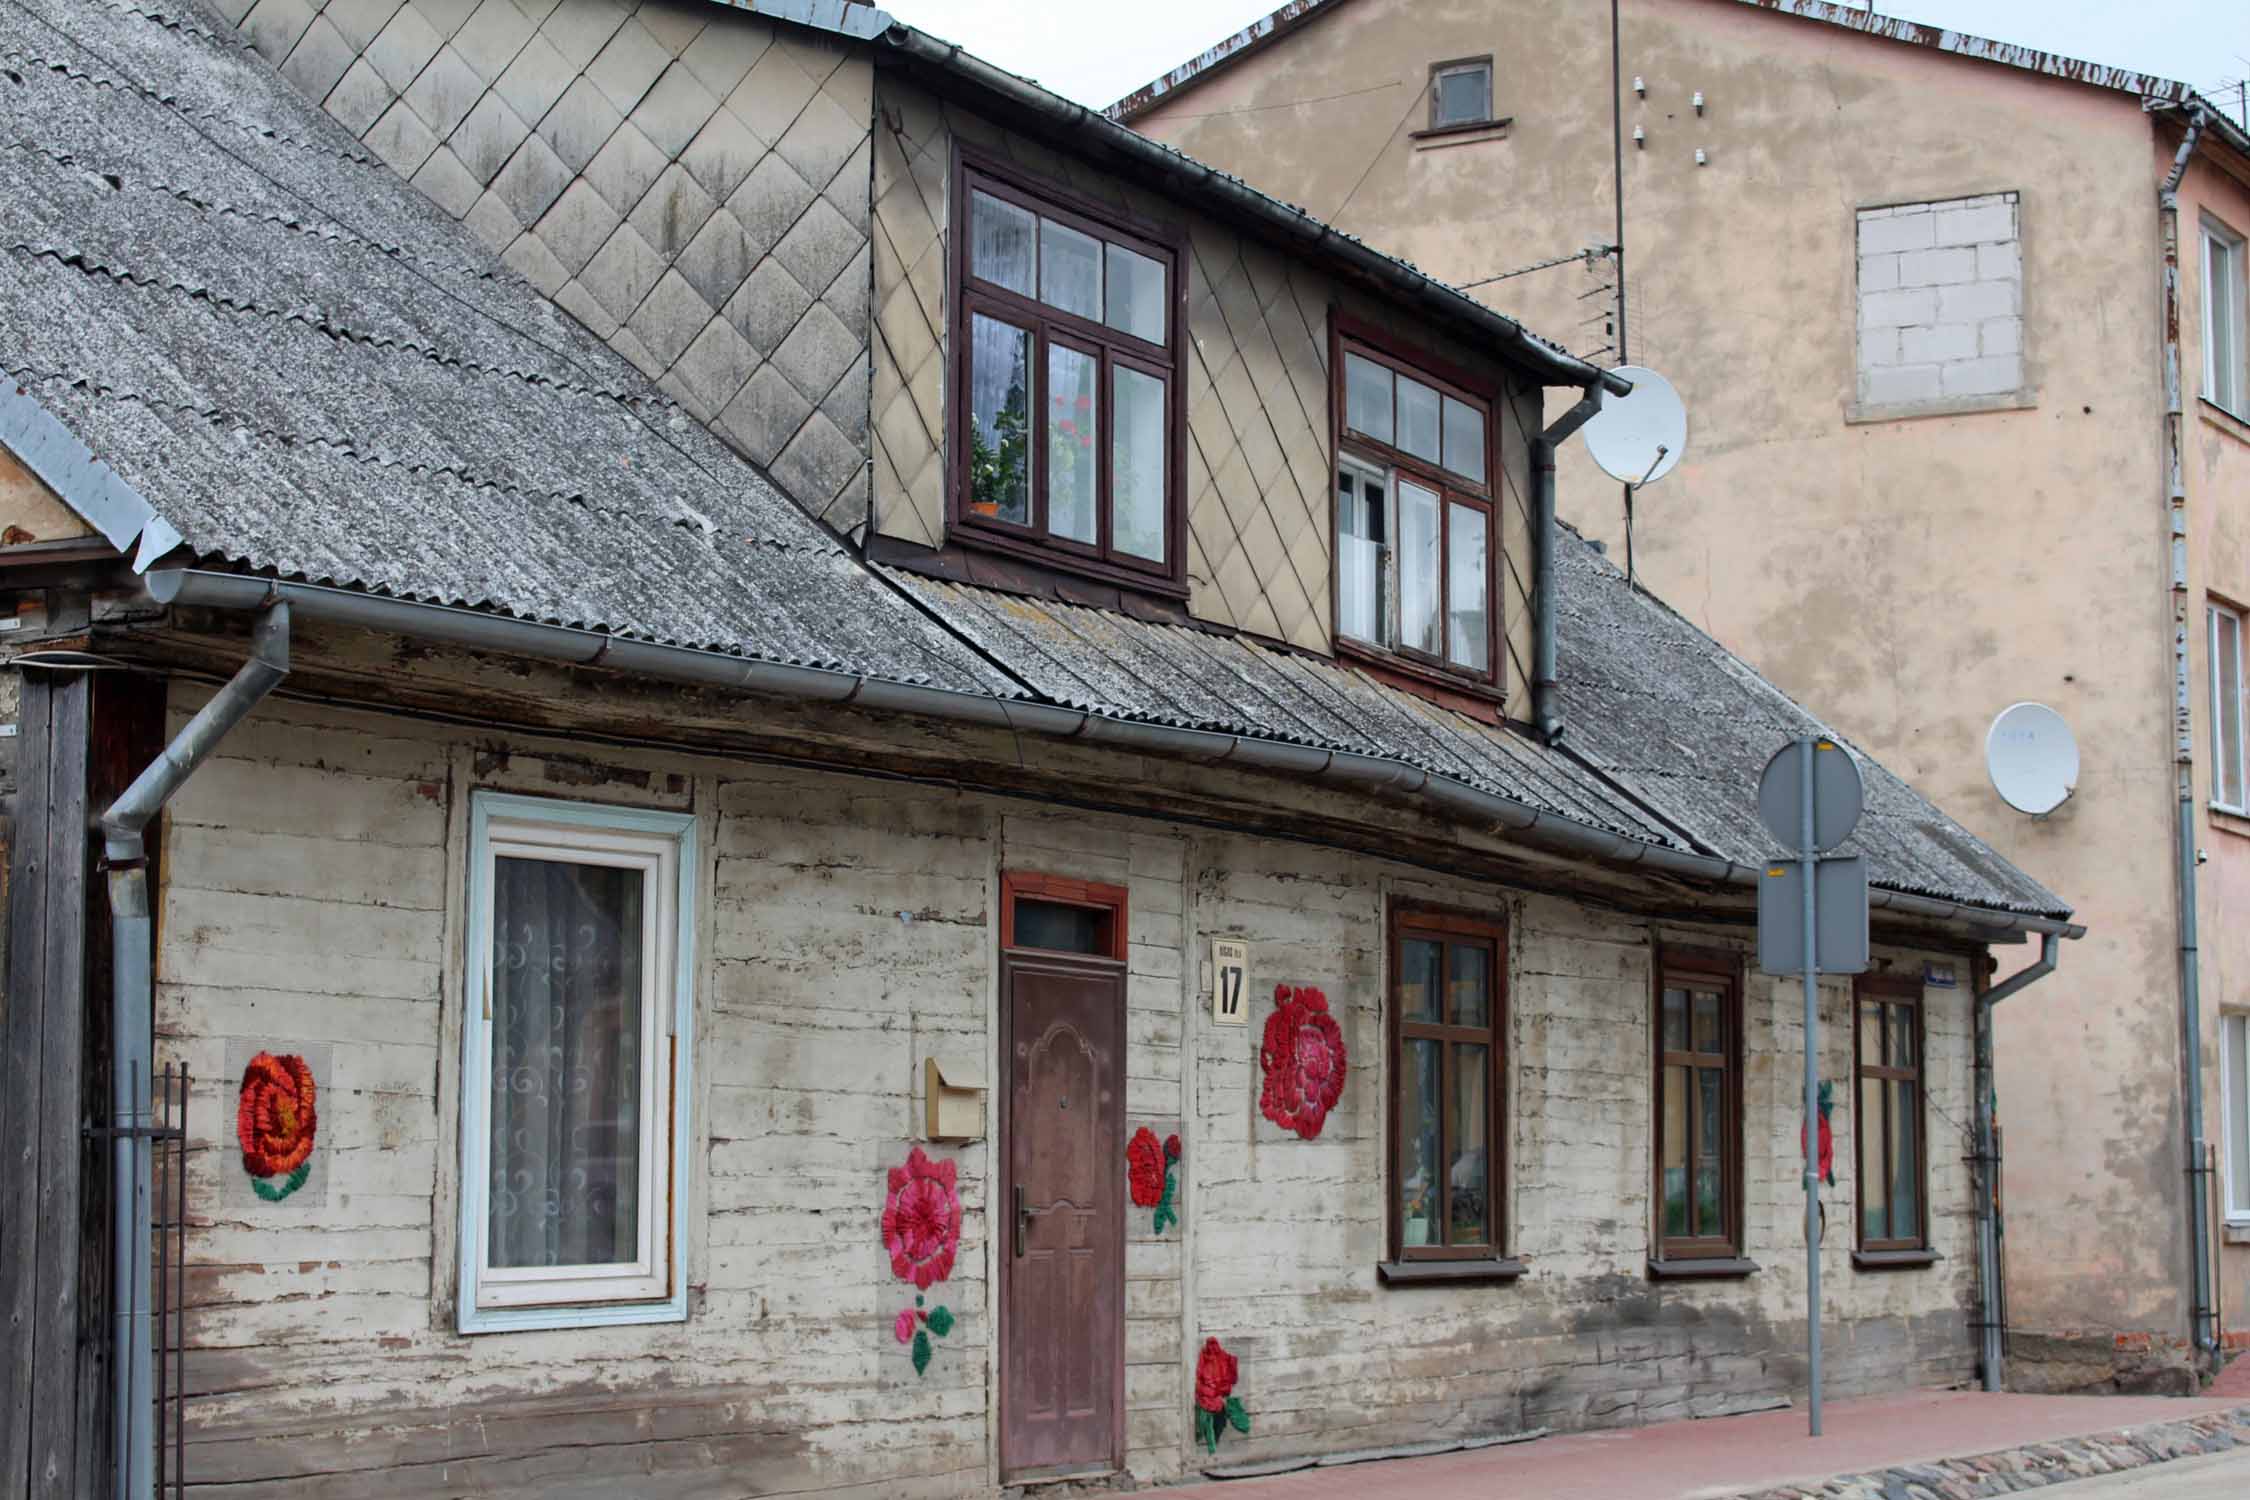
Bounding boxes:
1583 365 1687 487
1986 703 2079 815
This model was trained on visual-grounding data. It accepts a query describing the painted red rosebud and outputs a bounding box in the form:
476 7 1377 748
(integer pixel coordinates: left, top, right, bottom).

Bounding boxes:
883 1146 962 1290
236 1052 317 1179
1258 984 1347 1139
1127 1126 1166 1208
1163 1134 1181 1162
1195 1337 1238 1414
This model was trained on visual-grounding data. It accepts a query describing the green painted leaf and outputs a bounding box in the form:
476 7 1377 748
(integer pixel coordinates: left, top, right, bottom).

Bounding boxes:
1195 1408 1216 1453
1153 1170 1178 1234
926 1305 955 1337
1225 1395 1250 1435
911 1329 932 1376
251 1161 311 1203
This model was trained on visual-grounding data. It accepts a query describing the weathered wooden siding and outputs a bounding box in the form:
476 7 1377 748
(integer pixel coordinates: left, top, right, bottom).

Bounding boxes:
152 685 1975 1496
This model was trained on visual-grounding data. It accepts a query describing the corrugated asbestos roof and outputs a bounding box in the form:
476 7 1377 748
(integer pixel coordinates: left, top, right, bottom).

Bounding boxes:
0 0 1014 695
883 569 1679 847
1553 526 2069 919
0 0 2067 923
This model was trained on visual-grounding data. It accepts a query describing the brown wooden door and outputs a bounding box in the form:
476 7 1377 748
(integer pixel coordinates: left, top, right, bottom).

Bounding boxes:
1000 952 1124 1480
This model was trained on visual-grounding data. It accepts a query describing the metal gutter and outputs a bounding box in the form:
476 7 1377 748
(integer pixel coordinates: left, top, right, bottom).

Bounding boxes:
1533 385 1605 742
870 25 1631 398
96 602 290 1500
144 567 2082 941
1971 933 2061 1392
2159 104 2220 1364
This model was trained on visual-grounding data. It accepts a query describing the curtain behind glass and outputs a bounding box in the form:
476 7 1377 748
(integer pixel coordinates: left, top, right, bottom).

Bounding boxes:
489 856 645 1269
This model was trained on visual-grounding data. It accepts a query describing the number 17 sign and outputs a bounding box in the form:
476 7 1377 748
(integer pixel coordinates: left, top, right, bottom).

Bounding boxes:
1211 940 1248 1026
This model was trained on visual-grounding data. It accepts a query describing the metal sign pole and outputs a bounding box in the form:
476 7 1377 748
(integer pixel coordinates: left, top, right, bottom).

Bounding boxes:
1798 734 1823 1437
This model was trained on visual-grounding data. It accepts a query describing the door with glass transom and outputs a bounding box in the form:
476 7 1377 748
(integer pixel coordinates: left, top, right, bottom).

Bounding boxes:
997 872 1125 1481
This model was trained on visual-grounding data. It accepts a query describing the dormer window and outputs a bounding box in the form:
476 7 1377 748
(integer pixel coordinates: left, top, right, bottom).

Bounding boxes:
1335 337 1496 688
950 154 1184 593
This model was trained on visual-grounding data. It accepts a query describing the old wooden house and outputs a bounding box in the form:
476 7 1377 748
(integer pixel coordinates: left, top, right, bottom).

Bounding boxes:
1 1 2079 1496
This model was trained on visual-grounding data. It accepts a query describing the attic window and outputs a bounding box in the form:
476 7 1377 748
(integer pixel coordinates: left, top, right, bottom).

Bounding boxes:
1335 333 1498 690
1429 58 1494 131
951 153 1185 594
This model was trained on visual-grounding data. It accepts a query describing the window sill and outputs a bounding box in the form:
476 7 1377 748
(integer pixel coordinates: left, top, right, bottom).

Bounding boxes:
1845 390 2037 426
1335 638 1505 720
947 524 1189 602
1410 117 1513 149
2200 396 2250 445
1378 1257 1526 1286
2210 805 2250 838
457 1295 688 1335
1647 1256 1759 1281
2225 1221 2250 1246
1852 1248 1941 1271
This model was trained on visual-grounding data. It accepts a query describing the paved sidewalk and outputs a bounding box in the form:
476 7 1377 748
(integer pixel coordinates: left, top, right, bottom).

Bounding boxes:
1167 1390 2250 1500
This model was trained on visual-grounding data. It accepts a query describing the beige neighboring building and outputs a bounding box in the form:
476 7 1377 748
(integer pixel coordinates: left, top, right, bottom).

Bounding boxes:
1123 0 2250 1388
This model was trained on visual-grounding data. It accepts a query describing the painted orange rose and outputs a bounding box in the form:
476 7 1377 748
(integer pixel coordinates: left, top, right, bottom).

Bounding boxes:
237 1052 317 1182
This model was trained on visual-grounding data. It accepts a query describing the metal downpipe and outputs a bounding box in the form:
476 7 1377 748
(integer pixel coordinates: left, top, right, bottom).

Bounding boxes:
1533 386 1605 743
1972 932 2060 1391
2160 103 2219 1361
99 602 290 1500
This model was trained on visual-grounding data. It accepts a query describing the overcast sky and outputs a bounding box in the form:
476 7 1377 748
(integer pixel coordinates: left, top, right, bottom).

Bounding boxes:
893 0 2249 115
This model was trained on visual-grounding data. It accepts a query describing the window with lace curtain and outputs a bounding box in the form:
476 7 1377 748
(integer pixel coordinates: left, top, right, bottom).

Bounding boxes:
457 793 697 1333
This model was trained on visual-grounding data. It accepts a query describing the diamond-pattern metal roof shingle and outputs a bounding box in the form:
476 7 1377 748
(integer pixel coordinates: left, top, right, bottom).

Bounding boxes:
0 0 1014 695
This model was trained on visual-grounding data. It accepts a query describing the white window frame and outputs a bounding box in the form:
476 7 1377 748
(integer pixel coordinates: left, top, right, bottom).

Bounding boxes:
2210 601 2247 814
2205 217 2247 420
457 792 697 1333
1430 58 1494 130
2224 1011 2250 1225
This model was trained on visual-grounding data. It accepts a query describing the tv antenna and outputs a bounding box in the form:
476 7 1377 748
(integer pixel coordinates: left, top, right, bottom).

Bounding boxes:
1986 702 2079 816
1581 365 1688 585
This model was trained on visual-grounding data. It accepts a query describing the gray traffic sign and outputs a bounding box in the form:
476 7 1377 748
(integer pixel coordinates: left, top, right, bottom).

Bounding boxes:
1756 857 1870 975
1757 738 1864 853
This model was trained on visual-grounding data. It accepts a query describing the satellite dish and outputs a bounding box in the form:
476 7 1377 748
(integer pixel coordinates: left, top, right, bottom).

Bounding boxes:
1584 365 1688 487
1986 702 2079 815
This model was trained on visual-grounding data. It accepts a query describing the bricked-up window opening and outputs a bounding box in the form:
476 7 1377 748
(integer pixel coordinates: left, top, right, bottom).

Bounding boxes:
2223 1013 2250 1224
951 153 1184 592
1429 57 1494 130
1854 975 1928 1253
2206 218 2247 419
458 795 696 1333
2212 601 2247 812
1652 950 1744 1263
1854 192 2022 413
1336 335 1497 689
1388 906 1506 1266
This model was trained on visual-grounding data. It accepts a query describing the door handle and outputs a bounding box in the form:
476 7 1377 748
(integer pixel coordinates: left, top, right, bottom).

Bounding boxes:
1015 1184 1031 1258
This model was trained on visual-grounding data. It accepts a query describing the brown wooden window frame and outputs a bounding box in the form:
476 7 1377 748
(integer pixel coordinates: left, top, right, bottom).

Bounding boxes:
1330 317 1504 702
1426 55 1495 132
1853 972 1932 1262
1381 903 1520 1285
999 870 1130 963
1649 946 1753 1277
948 147 1189 599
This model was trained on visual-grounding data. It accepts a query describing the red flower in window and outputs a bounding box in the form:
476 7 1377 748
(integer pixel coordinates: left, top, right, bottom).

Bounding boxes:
1128 1126 1166 1207
1258 984 1347 1139
237 1052 317 1202
883 1146 963 1290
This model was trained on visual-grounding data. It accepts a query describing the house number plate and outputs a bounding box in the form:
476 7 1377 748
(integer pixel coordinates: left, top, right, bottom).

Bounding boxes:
1211 939 1248 1027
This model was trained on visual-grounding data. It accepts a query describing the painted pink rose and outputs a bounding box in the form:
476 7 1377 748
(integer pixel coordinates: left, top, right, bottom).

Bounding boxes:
893 1308 918 1344
883 1146 962 1290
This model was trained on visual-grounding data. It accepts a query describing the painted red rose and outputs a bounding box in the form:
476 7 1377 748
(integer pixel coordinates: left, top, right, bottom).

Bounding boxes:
1127 1126 1166 1208
1195 1337 1238 1414
1163 1134 1181 1162
883 1146 962 1290
237 1052 317 1179
1258 985 1347 1139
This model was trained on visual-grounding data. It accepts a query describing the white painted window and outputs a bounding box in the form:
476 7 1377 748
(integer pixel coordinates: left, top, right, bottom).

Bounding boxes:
1854 192 2023 413
2205 218 2247 419
1429 58 1493 130
2225 1012 2250 1224
458 793 696 1333
2211 602 2247 812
